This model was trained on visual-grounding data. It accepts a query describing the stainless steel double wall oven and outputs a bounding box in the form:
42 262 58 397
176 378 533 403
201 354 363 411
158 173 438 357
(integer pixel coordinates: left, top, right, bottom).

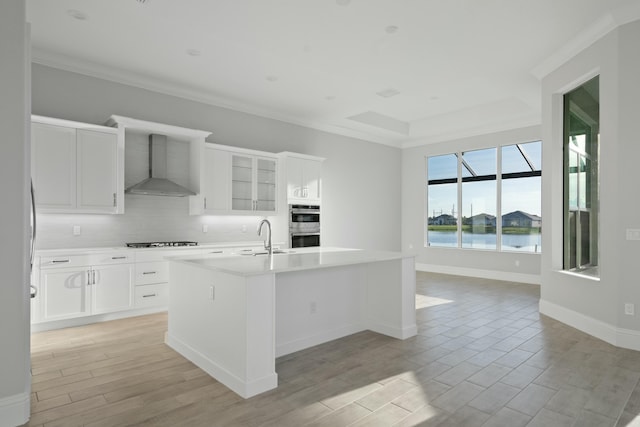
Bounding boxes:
289 204 320 248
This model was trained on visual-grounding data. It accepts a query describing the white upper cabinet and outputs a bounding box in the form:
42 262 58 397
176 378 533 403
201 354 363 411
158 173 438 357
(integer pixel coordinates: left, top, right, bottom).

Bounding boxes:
232 154 277 213
31 122 76 210
77 130 119 211
194 144 278 215
31 116 124 214
280 152 324 205
201 146 230 214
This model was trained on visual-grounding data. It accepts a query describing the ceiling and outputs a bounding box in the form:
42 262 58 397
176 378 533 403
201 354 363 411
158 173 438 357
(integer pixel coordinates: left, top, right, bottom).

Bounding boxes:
26 0 640 148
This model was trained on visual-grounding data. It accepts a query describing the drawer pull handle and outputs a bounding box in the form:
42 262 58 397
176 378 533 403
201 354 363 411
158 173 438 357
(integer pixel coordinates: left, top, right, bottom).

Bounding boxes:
142 271 157 275
142 294 157 298
52 260 70 264
209 251 223 254
112 256 127 260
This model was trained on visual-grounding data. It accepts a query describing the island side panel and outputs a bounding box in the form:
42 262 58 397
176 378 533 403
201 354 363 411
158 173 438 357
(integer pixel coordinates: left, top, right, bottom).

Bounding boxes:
245 273 278 393
275 264 368 357
365 257 417 339
166 261 277 398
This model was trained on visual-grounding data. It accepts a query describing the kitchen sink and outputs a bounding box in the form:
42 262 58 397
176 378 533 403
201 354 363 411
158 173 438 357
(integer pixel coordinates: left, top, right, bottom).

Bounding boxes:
239 250 295 256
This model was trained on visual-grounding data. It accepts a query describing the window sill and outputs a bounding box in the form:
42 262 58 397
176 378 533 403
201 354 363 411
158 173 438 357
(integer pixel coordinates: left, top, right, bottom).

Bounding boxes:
557 267 600 282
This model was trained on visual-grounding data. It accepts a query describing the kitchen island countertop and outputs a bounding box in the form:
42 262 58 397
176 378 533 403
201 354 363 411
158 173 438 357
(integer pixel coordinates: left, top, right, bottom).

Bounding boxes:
169 247 411 276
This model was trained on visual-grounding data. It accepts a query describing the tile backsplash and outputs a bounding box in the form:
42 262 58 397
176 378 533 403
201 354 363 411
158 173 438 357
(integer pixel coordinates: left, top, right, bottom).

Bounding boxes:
35 194 267 249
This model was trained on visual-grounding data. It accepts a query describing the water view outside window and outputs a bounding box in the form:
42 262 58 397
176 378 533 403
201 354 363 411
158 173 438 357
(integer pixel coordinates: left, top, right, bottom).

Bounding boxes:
426 141 542 252
427 154 457 247
501 141 542 252
461 148 497 249
564 76 599 275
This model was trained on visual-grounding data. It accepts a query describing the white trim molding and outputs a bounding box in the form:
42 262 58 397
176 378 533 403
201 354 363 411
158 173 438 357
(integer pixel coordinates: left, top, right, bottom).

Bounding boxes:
416 263 541 285
0 391 30 427
539 299 640 351
531 8 640 80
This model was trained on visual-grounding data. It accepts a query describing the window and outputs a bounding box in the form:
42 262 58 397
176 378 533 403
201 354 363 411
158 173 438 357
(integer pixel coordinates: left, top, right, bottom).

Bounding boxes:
563 76 599 275
501 142 542 252
462 148 497 249
427 154 458 248
426 141 542 252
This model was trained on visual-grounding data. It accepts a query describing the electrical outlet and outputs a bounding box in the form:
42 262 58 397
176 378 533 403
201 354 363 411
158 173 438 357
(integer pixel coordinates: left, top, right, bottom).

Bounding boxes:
202 224 208 233
209 286 215 301
627 229 640 240
73 225 81 236
241 225 247 233
625 303 634 315
310 301 317 314
515 260 520 267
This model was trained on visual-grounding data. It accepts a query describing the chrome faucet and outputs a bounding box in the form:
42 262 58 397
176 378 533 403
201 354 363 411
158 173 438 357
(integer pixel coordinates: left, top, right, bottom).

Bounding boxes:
257 219 272 255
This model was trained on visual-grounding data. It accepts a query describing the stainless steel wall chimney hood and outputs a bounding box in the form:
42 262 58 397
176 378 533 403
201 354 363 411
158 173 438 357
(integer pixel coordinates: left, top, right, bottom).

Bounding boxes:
125 134 196 197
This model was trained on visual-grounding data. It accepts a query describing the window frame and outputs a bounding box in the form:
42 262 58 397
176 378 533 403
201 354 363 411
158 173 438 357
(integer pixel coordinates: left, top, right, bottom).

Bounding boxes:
425 140 542 253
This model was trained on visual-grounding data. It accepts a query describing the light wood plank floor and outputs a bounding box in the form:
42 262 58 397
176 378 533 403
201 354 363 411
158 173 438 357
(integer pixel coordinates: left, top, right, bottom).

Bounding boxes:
23 272 640 426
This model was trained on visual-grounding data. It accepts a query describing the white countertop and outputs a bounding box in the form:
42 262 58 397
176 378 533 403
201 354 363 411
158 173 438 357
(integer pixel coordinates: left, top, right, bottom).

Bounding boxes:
169 247 413 276
35 241 270 256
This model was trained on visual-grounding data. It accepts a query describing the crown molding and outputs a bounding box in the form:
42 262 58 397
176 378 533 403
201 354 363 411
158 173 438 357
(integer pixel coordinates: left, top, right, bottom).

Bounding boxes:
531 7 640 80
31 48 402 148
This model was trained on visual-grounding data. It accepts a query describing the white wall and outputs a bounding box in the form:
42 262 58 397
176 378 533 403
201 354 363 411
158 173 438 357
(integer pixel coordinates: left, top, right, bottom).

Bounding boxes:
401 126 542 283
0 1 31 425
31 64 401 251
540 20 640 348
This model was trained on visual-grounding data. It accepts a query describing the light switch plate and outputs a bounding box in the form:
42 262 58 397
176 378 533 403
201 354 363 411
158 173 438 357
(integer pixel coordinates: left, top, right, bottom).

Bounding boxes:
73 225 81 236
625 303 635 315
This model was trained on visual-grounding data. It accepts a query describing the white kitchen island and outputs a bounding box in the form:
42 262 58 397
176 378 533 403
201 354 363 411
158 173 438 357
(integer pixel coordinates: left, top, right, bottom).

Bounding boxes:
166 247 417 398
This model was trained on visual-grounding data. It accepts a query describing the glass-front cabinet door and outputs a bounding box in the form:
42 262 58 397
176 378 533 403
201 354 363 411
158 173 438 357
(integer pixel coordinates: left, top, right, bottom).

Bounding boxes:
231 154 254 211
256 157 276 212
230 154 277 214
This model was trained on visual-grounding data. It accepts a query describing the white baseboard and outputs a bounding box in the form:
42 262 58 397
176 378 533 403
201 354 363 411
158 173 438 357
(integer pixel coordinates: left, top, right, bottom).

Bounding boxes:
539 299 640 351
276 324 365 358
165 333 278 399
368 322 418 340
0 392 29 427
31 306 167 332
416 263 541 285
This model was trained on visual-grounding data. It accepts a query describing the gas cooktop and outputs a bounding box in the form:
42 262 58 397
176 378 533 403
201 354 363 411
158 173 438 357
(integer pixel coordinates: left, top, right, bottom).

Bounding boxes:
126 241 198 248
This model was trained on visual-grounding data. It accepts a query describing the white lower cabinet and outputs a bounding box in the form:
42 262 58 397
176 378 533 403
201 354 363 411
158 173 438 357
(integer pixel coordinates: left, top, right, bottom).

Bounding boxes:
134 260 170 308
92 264 134 314
41 267 91 321
38 253 134 323
134 283 168 308
33 245 263 329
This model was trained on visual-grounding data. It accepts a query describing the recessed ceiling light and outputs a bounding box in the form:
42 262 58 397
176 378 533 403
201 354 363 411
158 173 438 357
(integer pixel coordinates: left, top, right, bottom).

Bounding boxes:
325 96 336 101
186 49 201 57
376 88 400 98
385 25 399 34
67 9 88 20
266 75 279 82
336 0 351 6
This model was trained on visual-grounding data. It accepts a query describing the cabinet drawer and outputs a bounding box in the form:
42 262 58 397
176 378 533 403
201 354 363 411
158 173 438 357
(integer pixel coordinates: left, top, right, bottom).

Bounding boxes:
92 252 134 265
40 252 134 269
39 255 92 269
135 262 168 285
134 284 168 308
